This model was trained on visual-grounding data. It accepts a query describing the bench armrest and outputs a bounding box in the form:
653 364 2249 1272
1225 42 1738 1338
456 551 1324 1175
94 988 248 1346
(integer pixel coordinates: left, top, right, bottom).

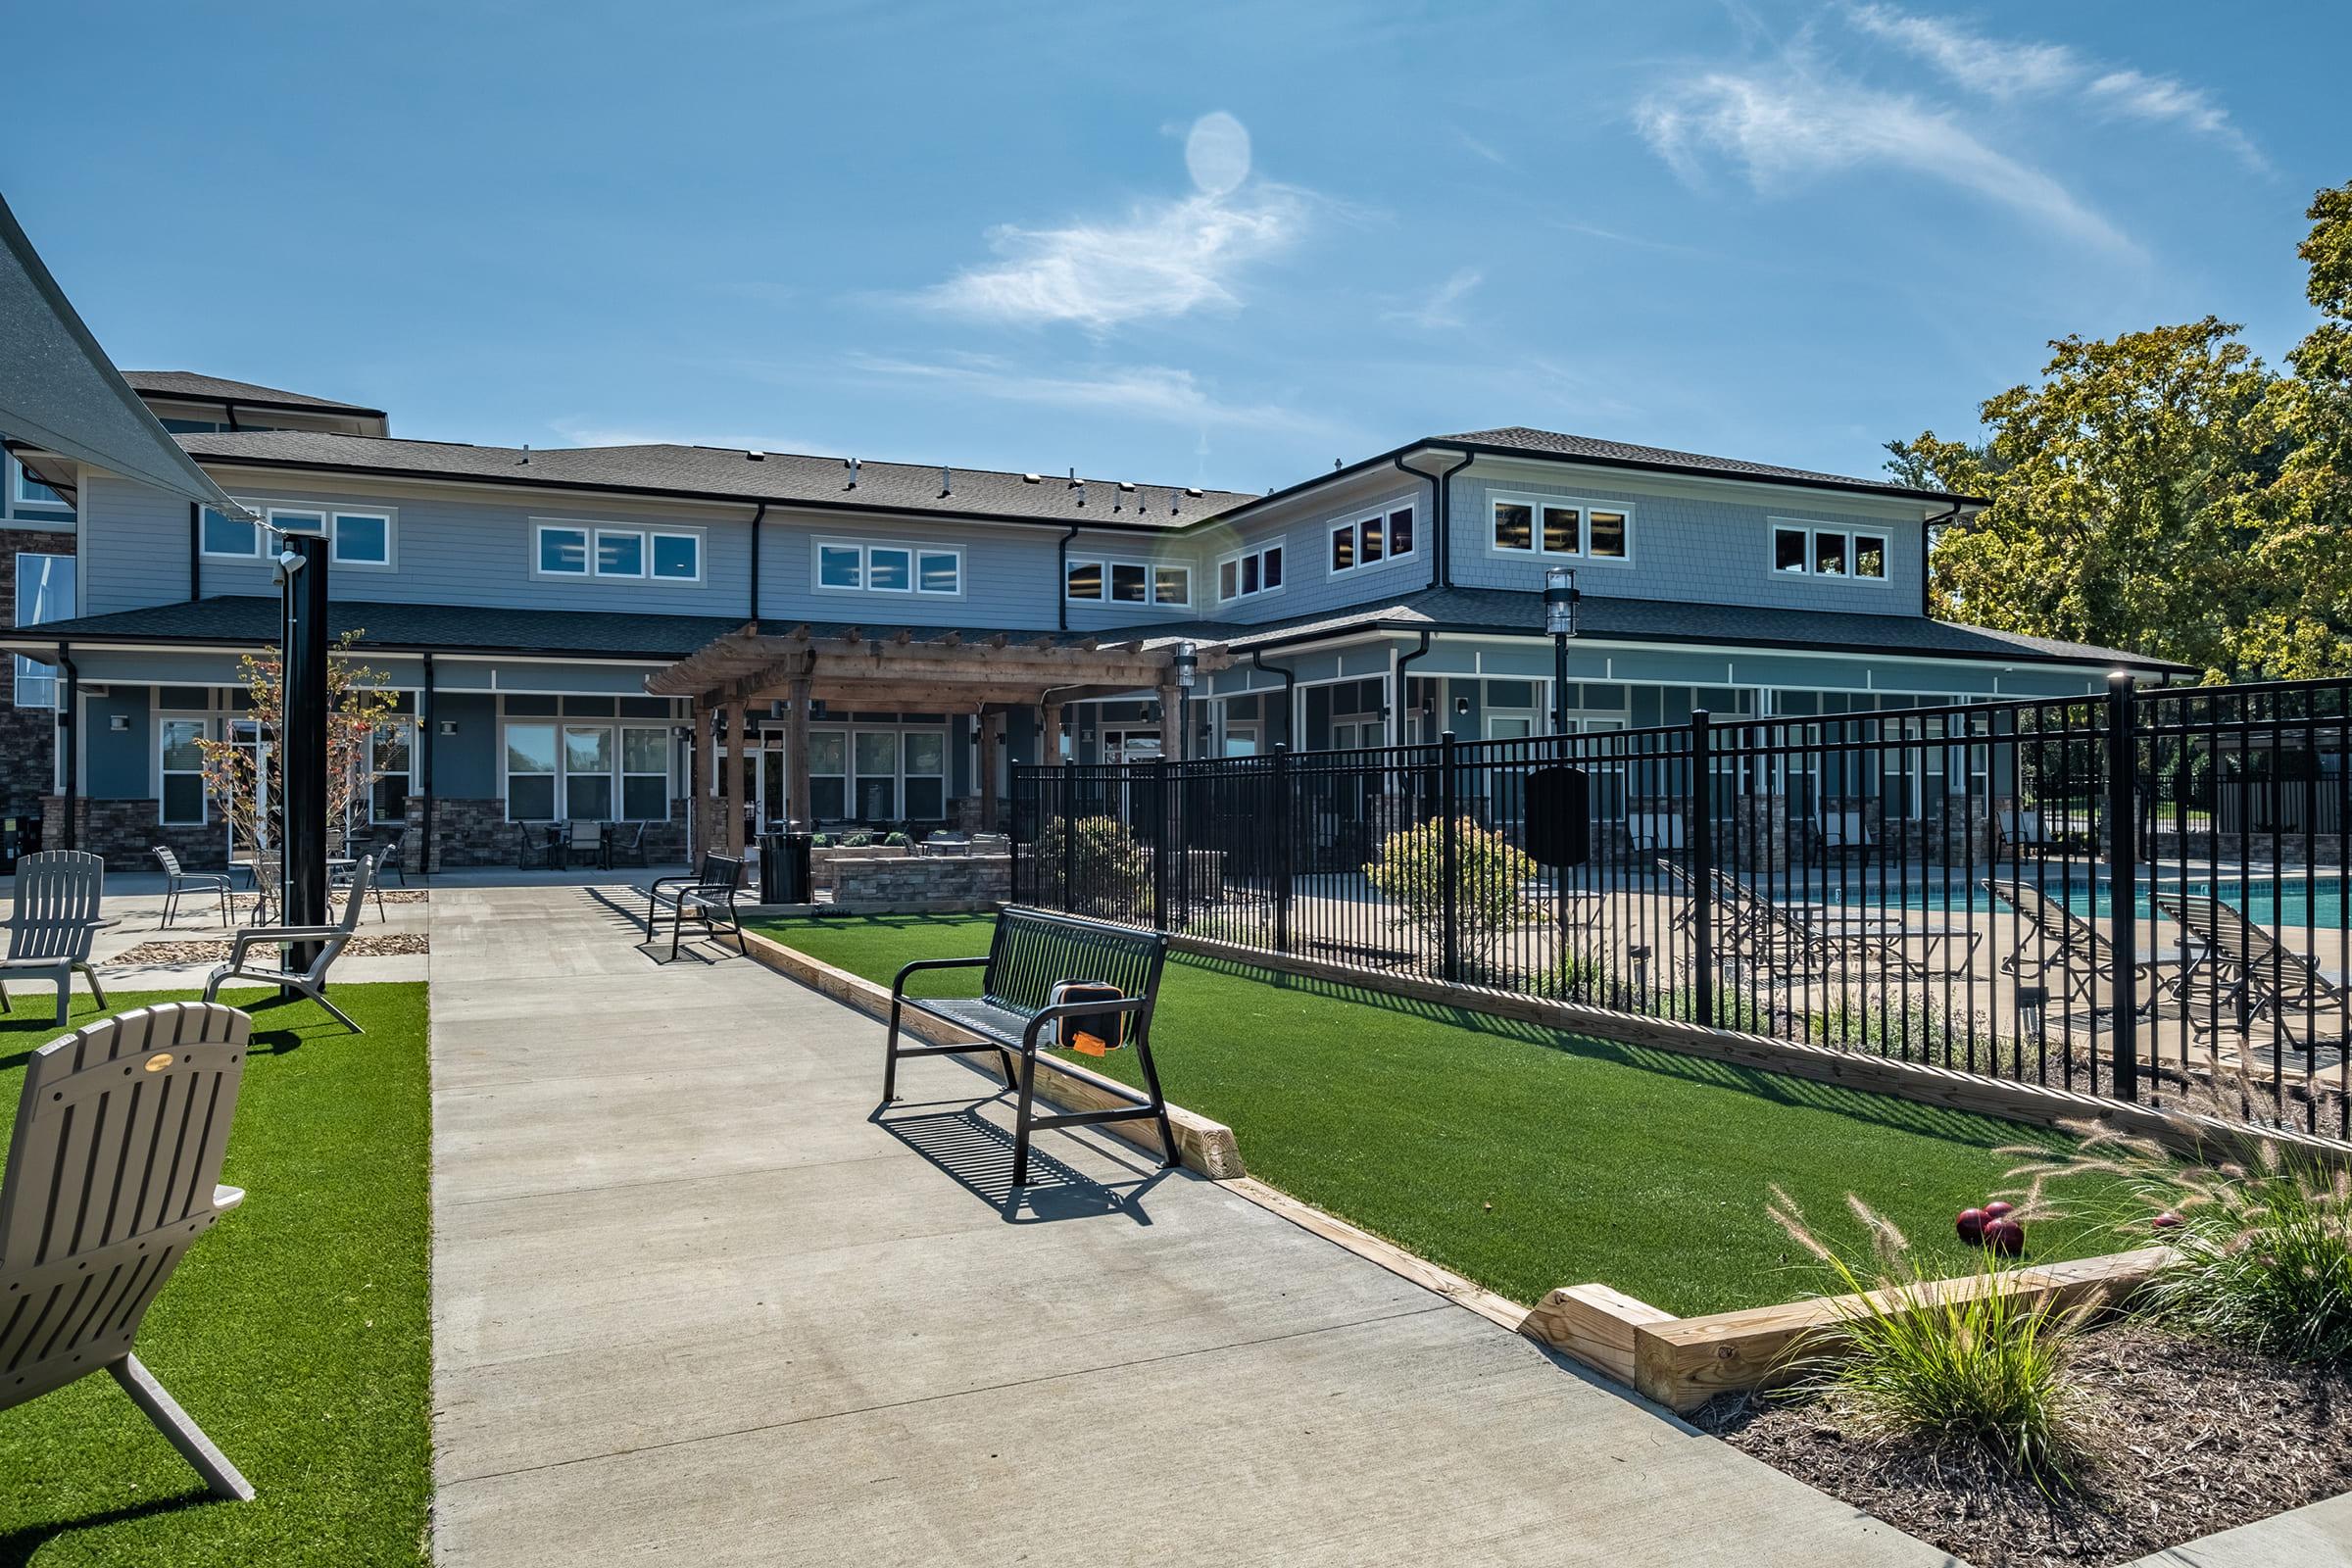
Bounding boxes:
226 925 348 966
891 955 990 998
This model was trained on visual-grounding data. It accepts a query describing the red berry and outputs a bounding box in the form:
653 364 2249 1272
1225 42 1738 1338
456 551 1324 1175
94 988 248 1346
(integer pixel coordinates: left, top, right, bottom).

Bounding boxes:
1983 1200 2015 1220
2152 1211 2184 1231
1983 1217 2026 1256
1956 1207 1986 1244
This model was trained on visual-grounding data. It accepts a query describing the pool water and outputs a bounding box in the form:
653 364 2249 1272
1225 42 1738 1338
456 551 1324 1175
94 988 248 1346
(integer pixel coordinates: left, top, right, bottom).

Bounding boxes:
1808 871 2352 928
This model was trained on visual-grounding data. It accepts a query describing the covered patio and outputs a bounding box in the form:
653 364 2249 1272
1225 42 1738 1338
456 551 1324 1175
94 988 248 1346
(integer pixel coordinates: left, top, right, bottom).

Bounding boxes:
645 622 1232 859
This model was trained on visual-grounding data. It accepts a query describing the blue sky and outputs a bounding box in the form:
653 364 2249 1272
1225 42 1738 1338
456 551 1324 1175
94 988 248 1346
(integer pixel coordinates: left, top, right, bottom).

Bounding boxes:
10 1 2344 496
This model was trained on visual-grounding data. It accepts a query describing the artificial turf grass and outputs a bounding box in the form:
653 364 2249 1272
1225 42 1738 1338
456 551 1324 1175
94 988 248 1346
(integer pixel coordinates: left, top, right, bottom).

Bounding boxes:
0 983 431 1568
755 913 2148 1318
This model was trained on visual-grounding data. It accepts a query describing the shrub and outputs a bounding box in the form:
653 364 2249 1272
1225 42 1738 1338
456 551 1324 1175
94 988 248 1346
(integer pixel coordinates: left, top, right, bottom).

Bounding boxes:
1362 816 1538 980
1033 814 1152 915
842 831 872 848
810 833 833 848
883 831 910 848
2132 1142 2352 1363
1183 906 1271 949
1768 1185 2093 1494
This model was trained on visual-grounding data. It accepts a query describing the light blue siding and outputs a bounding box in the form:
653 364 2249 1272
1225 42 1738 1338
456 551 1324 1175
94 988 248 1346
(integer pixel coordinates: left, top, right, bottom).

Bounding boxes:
1187 478 1435 625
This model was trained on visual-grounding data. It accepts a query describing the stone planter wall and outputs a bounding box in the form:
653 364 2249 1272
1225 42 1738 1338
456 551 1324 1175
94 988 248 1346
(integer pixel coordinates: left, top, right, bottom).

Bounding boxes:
406 797 689 871
826 853 1009 912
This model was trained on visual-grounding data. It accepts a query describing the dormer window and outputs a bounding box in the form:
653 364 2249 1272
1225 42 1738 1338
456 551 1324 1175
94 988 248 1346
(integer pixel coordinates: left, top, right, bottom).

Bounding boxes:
1216 543 1284 603
1772 522 1886 582
1490 494 1629 562
1329 503 1416 575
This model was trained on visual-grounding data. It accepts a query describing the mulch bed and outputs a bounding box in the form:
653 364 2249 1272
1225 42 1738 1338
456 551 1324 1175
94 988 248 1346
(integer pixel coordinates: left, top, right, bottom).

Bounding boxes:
112 934 429 964
1698 1324 2352 1567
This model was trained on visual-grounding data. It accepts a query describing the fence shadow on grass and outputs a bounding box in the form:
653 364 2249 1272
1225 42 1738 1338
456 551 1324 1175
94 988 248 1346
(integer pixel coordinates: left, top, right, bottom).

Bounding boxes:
872 1097 1167 1225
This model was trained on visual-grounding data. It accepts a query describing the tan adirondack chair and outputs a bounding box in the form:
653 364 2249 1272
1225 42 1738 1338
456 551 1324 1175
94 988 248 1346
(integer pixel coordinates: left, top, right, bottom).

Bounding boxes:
0 1002 258 1499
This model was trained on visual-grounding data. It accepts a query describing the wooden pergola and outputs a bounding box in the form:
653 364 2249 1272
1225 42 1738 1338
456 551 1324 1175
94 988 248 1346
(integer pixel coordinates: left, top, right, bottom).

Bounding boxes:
644 623 1232 855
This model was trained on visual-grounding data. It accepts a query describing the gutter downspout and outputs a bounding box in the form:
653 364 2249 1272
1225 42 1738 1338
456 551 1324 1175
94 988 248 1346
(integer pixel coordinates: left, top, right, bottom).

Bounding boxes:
188 502 202 602
1250 647 1299 750
223 401 241 432
1055 525 1079 632
747 502 767 623
1922 503 1962 619
1393 629 1434 746
419 652 436 881
57 642 76 852
1394 449 1474 593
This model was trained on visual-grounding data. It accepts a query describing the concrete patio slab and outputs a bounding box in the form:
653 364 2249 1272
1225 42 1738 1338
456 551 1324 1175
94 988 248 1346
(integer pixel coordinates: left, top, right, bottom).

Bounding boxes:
428 884 1952 1566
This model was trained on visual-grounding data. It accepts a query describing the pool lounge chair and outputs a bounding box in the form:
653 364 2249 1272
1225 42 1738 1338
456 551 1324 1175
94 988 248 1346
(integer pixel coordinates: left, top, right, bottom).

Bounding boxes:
1996 807 2069 859
1984 876 2157 1021
2153 891 2352 1052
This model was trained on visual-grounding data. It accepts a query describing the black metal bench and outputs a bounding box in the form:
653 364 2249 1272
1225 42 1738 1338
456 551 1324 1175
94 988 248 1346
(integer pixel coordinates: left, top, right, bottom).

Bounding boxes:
643 854 747 958
883 906 1174 1186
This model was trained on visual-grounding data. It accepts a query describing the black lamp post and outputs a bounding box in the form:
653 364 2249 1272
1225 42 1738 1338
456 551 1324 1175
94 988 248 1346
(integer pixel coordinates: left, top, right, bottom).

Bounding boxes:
1544 565 1580 735
275 526 330 976
1173 640 1198 761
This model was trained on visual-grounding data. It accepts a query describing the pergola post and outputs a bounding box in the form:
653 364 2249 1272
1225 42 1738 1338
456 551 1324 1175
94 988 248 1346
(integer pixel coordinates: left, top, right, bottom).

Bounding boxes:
724 699 747 858
978 710 1002 831
1040 700 1062 768
786 675 812 829
696 704 719 858
1157 682 1181 762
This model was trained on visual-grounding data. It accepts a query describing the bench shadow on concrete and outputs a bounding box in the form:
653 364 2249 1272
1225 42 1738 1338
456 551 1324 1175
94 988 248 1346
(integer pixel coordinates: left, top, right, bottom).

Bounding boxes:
871 1096 1171 1225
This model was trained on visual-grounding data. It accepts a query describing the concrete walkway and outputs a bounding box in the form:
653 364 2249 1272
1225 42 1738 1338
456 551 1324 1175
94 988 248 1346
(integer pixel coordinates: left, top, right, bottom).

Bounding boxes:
426 883 1950 1566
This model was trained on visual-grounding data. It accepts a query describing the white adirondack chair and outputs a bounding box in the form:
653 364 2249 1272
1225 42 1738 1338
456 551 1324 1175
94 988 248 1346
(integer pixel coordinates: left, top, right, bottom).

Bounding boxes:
0 1002 258 1499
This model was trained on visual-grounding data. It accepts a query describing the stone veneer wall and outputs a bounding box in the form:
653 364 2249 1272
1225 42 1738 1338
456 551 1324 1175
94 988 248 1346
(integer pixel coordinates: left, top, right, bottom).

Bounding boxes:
40 797 222 871
404 796 689 872
824 854 1010 912
0 531 69 828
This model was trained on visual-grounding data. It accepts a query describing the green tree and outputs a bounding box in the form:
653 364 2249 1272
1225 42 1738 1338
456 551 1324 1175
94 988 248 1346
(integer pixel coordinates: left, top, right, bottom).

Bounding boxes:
1363 815 1538 984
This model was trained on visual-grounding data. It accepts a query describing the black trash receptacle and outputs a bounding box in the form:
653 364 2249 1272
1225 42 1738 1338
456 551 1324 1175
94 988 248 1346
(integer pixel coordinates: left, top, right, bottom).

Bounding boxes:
760 830 813 904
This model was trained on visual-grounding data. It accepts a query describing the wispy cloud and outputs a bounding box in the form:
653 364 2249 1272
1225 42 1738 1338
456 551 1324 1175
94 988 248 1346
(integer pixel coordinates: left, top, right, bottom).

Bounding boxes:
914 111 1309 333
1384 268 1484 330
1846 5 2264 168
1450 126 1511 168
847 353 1347 438
1638 71 2136 255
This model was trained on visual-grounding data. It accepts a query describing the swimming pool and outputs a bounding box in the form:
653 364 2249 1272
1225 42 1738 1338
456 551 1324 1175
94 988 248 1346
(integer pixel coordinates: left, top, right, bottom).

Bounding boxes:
1803 870 2352 928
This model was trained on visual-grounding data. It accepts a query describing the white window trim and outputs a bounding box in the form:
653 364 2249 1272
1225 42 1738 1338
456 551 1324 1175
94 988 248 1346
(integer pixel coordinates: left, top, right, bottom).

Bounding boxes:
530 518 706 586
1324 499 1420 579
504 714 681 822
156 711 214 828
328 508 397 570
594 527 647 579
810 537 963 599
9 455 72 515
1063 555 1192 610
13 552 74 710
201 503 267 561
1767 518 1890 585
1214 542 1287 605
368 716 416 825
1484 491 1635 566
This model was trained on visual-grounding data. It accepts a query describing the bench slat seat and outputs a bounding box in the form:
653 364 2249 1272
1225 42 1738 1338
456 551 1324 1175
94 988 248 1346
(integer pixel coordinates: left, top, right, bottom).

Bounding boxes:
642 855 747 959
883 906 1174 1186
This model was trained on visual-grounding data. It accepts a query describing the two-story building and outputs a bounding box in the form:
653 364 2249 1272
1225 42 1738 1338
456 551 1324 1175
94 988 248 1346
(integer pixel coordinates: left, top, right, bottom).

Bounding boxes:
1 374 2188 871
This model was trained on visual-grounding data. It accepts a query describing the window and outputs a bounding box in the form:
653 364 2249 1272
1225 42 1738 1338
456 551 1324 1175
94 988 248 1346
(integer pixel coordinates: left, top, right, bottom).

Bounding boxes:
536 521 702 583
904 732 946 820
370 720 414 824
1065 557 1188 608
621 726 670 819
1490 494 1630 561
563 726 614 818
13 553 74 709
815 539 959 596
1217 543 1284 603
159 717 209 826
203 508 260 558
854 731 899 819
596 529 644 576
1771 521 1887 582
808 731 847 820
11 457 69 513
505 722 559 818
332 512 392 566
1329 503 1418 576
537 526 589 576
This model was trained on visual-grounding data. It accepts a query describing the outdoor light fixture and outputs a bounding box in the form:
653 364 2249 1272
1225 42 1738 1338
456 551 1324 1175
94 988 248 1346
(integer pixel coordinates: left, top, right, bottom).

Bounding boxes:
108 713 128 732
1173 640 1198 690
270 547 307 586
1455 695 1470 716
441 720 460 737
1544 565 1581 735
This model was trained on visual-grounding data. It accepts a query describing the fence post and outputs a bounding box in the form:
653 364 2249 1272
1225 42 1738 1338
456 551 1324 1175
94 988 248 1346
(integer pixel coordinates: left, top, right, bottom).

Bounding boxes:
1440 731 1461 983
1273 743 1293 953
1060 760 1077 912
1152 758 1170 931
1690 709 1716 1030
2106 672 2141 1102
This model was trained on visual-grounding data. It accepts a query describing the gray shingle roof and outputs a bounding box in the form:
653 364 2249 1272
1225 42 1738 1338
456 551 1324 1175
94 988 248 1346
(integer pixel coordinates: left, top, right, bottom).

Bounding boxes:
1442 426 1982 506
122 371 387 417
175 430 1254 530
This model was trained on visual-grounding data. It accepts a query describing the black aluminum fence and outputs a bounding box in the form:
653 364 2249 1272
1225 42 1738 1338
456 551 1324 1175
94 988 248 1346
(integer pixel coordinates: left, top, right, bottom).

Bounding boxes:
1011 675 2352 1142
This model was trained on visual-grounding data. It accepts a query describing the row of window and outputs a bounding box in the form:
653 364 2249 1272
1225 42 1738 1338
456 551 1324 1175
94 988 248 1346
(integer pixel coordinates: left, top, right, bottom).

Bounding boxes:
1330 505 1415 575
157 712 420 827
1773 523 1887 581
536 521 703 583
1491 495 1629 561
505 721 674 820
1065 558 1191 607
205 506 395 567
816 539 960 596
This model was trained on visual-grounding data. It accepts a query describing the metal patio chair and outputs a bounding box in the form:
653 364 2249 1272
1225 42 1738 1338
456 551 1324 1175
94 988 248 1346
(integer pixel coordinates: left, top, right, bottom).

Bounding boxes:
154 844 232 928
1984 876 2158 1022
606 820 649 868
203 855 377 1034
564 820 604 868
2153 891 2352 1052
368 826 410 886
0 1001 259 1500
0 850 109 1026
